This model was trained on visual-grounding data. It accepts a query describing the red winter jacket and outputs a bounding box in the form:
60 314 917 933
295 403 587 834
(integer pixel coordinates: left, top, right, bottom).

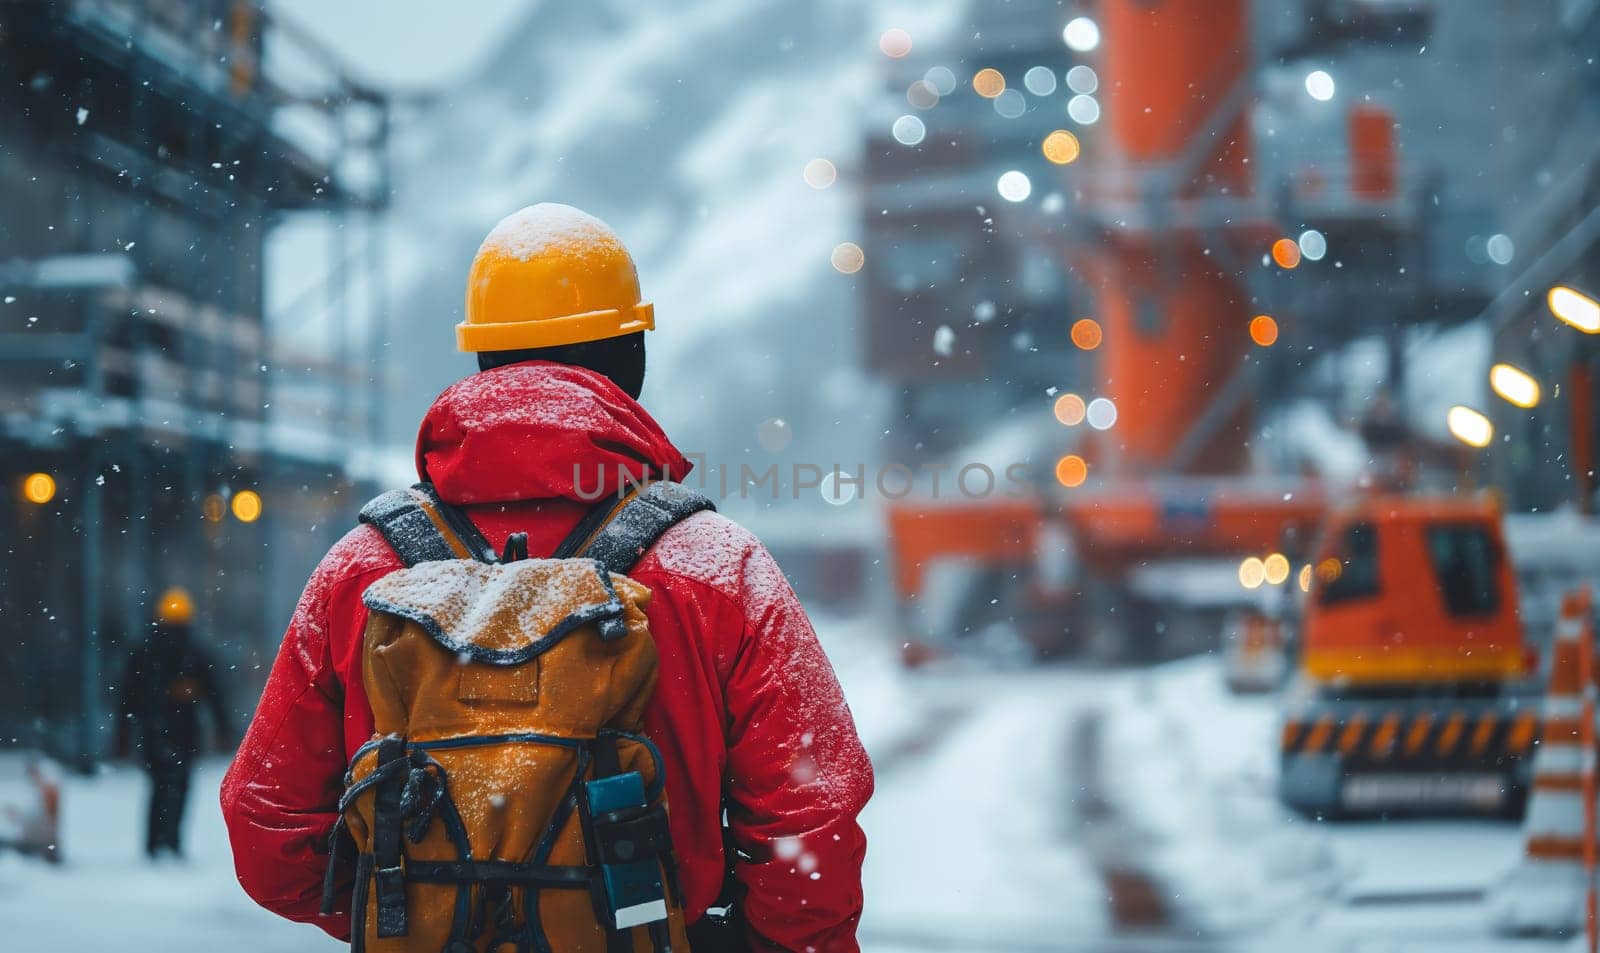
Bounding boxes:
220 362 874 952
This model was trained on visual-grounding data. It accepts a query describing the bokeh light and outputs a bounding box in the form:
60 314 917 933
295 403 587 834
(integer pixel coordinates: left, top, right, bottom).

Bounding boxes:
1298 229 1327 261
892 115 927 146
907 80 940 110
802 158 836 190
1053 393 1086 426
1023 66 1058 96
994 88 1026 119
973 68 1006 98
231 489 263 523
1305 69 1335 101
1042 129 1081 164
924 66 957 96
1263 553 1291 586
1055 454 1088 488
1446 405 1493 448
1249 315 1279 347
1066 65 1098 94
1238 557 1266 590
1070 318 1102 350
1489 363 1540 408
831 242 865 274
1298 563 1313 592
879 28 913 59
1486 233 1515 265
1086 397 1117 430
1067 94 1100 124
21 472 55 505
1550 285 1600 333
1271 238 1301 269
997 170 1032 202
1063 17 1100 52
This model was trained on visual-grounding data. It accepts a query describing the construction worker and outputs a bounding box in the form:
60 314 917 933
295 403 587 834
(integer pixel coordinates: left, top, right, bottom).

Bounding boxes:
118 586 231 859
223 204 874 952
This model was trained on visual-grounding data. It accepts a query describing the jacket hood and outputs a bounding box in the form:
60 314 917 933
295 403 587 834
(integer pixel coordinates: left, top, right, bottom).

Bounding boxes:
415 361 691 505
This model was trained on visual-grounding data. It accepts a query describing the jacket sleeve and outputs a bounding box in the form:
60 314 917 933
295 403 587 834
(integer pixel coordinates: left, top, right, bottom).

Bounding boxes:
721 542 875 953
219 560 356 940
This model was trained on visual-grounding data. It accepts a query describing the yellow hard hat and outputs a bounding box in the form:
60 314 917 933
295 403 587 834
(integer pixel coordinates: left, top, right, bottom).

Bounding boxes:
155 587 195 626
457 204 655 353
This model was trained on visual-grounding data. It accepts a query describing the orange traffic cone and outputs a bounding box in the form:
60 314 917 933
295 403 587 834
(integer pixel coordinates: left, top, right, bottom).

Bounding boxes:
1489 587 1595 935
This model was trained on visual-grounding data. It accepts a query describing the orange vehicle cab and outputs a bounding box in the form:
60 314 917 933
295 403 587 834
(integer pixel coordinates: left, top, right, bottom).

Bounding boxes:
1280 494 1538 817
1300 494 1529 687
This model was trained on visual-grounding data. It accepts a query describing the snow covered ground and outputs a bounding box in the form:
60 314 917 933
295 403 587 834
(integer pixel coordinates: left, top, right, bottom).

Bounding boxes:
0 634 1586 952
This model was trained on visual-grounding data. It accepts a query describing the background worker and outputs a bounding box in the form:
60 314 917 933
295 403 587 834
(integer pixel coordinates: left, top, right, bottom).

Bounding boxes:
118 586 232 859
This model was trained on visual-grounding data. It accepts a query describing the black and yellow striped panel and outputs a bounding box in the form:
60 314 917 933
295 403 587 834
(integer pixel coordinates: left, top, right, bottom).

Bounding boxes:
1281 708 1539 762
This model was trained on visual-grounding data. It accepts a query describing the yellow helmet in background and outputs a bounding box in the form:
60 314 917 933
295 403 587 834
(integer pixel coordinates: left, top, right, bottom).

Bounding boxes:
155 587 195 626
457 203 655 353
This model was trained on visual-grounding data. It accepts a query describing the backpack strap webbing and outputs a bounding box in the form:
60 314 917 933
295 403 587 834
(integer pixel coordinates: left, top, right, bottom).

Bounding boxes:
359 483 496 567
561 481 716 575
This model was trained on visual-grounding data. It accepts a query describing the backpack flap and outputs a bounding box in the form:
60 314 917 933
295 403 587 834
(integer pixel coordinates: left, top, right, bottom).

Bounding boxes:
360 559 653 737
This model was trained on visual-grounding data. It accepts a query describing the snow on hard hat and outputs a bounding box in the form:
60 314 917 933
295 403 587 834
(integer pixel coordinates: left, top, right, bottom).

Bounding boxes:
155 586 196 626
457 203 655 352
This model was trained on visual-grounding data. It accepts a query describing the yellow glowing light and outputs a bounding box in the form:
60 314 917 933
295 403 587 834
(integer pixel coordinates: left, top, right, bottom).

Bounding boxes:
21 472 55 505
802 158 837 190
1263 553 1291 586
1042 130 1081 165
1053 393 1086 426
202 493 226 523
830 242 865 274
1271 238 1301 269
1550 286 1600 334
1249 314 1279 347
1298 563 1312 592
1489 363 1540 409
1317 558 1342 583
1238 557 1266 590
878 28 913 59
973 68 1006 99
1055 454 1088 488
1070 318 1103 351
231 489 263 523
1446 405 1494 449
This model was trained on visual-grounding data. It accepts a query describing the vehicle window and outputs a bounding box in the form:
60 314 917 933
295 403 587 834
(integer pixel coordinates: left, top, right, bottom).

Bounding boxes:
1318 522 1380 605
1425 523 1502 617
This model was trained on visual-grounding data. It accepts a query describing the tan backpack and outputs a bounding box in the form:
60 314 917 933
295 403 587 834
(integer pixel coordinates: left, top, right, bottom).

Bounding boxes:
323 481 712 953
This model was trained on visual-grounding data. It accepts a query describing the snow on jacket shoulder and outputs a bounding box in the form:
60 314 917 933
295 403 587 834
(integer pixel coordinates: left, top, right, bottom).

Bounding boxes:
220 361 873 953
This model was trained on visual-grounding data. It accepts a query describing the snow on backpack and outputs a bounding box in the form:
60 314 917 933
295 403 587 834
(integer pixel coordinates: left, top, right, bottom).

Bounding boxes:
323 480 713 953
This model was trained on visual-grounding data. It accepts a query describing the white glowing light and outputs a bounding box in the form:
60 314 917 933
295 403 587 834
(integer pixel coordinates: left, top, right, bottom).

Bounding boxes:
1550 286 1600 333
933 324 956 356
1086 397 1117 430
1305 70 1335 101
1066 65 1098 94
1486 233 1515 265
1447 405 1493 449
1063 17 1100 52
892 115 926 146
997 170 1032 202
1067 94 1101 125
1023 66 1058 96
994 88 1026 119
1298 229 1327 261
924 66 957 96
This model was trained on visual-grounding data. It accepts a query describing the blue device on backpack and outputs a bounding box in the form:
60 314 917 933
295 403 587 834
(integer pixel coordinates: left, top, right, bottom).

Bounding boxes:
586 771 669 929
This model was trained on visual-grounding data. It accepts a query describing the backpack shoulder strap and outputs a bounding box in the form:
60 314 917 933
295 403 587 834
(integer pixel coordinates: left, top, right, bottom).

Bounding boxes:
559 481 716 575
358 483 496 567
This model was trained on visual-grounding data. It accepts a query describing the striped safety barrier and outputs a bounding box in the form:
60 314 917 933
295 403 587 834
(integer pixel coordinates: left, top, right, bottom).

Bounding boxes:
1489 586 1596 936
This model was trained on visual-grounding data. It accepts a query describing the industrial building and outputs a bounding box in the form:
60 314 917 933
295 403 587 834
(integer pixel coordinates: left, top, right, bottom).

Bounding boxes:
0 0 389 765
